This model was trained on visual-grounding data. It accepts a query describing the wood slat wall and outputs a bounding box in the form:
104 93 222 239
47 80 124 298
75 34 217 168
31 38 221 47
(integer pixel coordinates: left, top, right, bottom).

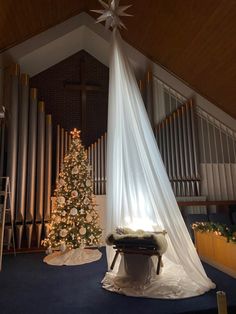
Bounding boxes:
0 1 235 119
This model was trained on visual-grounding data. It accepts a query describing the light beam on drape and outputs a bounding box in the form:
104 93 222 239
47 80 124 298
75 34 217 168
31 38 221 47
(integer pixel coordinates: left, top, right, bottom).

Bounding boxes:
105 28 215 298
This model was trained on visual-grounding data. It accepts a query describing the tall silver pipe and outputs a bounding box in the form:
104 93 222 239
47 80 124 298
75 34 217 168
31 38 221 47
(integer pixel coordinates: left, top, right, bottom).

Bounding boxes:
91 144 95 193
173 112 181 196
97 138 101 195
146 71 154 127
64 131 68 156
44 114 52 224
162 120 167 168
169 115 176 181
68 133 72 150
6 64 20 221
177 108 186 195
156 124 161 154
94 142 98 195
35 101 45 247
189 101 200 195
0 118 5 179
56 124 60 182
25 88 37 248
101 135 105 194
186 103 194 180
15 74 29 248
158 123 163 161
165 119 172 180
104 132 107 194
60 128 64 171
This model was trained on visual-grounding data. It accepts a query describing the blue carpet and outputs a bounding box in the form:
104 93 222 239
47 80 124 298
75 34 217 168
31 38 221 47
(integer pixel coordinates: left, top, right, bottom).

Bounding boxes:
0 248 236 314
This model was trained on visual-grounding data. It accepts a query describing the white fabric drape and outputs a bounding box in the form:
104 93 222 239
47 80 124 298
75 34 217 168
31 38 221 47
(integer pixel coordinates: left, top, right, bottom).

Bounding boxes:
104 29 215 298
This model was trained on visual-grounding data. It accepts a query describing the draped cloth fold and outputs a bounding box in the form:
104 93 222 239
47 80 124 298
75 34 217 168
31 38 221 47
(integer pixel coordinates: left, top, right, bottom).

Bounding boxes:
103 28 215 298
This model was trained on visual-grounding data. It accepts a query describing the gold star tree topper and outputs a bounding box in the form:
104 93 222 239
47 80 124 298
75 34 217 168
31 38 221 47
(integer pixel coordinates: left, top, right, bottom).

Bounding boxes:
70 128 81 138
91 0 132 30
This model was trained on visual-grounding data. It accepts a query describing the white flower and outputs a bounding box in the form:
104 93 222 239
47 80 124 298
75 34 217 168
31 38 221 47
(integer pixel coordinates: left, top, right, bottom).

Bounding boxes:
71 190 78 198
60 242 67 252
61 210 67 216
80 209 85 214
72 166 79 174
85 180 92 187
79 226 86 235
59 178 65 186
70 207 78 216
84 198 90 205
60 229 68 237
55 216 61 223
57 196 65 204
86 214 93 223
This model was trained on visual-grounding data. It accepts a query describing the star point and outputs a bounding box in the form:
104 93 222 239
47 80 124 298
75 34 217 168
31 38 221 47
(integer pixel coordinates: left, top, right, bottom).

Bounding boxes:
91 0 132 30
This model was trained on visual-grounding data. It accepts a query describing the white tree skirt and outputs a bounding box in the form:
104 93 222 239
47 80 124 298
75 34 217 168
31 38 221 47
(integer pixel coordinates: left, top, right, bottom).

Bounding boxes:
43 248 102 266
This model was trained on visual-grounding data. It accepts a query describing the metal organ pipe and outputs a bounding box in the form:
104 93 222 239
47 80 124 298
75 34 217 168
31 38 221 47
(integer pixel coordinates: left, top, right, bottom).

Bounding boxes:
56 124 60 183
35 101 45 247
25 88 38 248
15 74 29 248
44 114 52 236
6 64 20 224
64 131 68 156
60 128 64 171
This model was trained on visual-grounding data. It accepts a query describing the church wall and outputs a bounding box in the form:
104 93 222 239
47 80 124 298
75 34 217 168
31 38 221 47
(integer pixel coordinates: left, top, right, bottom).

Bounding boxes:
1 13 234 132
30 49 108 148
0 68 3 109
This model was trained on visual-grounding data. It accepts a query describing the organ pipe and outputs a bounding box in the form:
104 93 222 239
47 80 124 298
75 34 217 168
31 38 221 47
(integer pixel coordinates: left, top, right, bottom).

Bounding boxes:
15 74 29 221
35 101 45 247
146 71 154 127
0 117 5 181
64 131 68 156
15 74 29 248
44 114 52 223
25 88 38 248
56 124 60 182
60 128 64 171
104 133 107 194
6 64 20 221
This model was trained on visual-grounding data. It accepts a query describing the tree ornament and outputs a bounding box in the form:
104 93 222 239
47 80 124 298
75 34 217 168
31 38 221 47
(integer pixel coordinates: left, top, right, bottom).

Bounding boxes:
70 208 78 216
79 227 87 235
60 229 68 238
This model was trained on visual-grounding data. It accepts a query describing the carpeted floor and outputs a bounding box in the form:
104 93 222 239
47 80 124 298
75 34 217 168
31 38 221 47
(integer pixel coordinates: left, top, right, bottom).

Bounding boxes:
0 248 235 314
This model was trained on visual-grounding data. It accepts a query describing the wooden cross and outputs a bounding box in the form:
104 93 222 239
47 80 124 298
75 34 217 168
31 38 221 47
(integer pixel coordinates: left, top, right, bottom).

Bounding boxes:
64 57 105 137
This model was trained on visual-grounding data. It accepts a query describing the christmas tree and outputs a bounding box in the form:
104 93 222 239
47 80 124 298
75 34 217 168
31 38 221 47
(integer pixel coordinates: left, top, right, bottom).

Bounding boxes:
43 128 102 252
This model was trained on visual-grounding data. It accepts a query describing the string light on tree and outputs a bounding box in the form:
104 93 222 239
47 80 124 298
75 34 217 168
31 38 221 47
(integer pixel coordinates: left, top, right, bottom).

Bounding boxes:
42 128 102 253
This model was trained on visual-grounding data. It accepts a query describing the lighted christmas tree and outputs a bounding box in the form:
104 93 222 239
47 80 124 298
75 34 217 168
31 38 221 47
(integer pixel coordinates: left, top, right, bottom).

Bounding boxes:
43 128 102 253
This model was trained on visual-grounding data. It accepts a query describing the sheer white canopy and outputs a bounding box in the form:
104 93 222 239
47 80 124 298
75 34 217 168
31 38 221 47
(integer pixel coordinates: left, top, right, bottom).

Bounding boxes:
103 28 215 298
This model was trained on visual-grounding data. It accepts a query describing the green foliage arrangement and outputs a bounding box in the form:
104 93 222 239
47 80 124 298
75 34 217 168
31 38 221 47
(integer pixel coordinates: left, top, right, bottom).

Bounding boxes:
192 221 236 244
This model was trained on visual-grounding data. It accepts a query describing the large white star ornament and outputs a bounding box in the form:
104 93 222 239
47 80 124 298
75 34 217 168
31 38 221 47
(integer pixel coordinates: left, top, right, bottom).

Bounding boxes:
91 0 132 30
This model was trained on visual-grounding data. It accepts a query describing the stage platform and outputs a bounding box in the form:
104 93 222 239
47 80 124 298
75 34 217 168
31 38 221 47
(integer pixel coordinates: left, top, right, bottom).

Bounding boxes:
0 247 235 314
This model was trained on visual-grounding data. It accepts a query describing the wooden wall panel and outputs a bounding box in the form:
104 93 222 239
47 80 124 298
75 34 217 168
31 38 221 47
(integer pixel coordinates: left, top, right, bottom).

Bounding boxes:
0 0 236 119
